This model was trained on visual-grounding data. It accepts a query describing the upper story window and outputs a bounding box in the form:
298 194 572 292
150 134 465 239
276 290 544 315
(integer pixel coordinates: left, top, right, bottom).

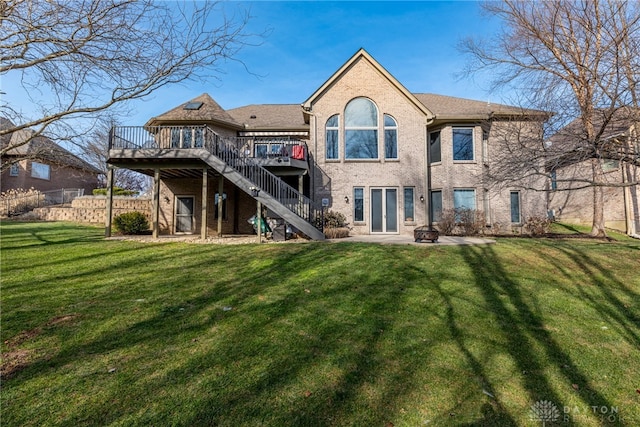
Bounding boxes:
326 115 339 160
429 130 441 163
9 163 20 176
384 114 397 159
345 97 378 159
31 162 50 180
453 127 474 161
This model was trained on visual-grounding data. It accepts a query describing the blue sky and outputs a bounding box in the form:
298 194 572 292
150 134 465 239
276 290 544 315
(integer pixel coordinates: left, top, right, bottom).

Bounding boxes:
2 1 505 127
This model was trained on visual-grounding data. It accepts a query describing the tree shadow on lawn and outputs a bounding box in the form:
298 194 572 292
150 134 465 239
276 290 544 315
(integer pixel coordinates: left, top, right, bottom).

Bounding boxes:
0 221 105 247
5 243 443 426
529 242 640 348
455 243 626 426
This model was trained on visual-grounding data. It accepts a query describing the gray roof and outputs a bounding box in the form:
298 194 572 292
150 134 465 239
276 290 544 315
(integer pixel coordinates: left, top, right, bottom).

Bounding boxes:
145 93 241 128
2 126 102 174
226 104 308 130
145 92 544 132
414 93 544 120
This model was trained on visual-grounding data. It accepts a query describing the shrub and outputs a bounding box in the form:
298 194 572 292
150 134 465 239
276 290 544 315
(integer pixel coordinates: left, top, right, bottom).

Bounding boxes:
0 188 43 216
93 187 138 196
323 210 347 228
524 216 552 236
436 209 457 235
324 227 350 239
434 208 485 236
457 208 485 236
113 211 150 235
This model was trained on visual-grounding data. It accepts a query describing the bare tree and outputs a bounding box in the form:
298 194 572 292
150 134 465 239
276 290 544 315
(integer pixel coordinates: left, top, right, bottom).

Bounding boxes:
81 118 150 193
461 0 640 237
0 0 255 168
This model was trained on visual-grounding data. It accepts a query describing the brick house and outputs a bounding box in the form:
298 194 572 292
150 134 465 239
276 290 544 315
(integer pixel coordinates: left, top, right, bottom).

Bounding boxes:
547 110 640 236
107 49 548 239
1 120 101 195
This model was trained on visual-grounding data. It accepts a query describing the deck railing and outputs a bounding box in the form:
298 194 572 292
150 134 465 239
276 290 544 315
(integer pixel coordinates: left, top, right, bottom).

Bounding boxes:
110 126 322 231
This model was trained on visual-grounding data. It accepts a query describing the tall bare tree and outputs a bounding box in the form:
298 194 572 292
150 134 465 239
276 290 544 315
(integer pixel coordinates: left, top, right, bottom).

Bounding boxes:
81 118 150 193
461 0 640 237
0 0 254 168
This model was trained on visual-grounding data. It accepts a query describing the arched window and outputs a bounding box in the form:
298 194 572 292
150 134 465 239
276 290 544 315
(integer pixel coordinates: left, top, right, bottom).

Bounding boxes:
345 97 378 159
384 114 397 159
326 115 339 159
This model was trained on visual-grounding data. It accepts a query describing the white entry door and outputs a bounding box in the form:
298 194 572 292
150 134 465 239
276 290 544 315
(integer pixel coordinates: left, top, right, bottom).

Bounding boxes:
370 188 398 233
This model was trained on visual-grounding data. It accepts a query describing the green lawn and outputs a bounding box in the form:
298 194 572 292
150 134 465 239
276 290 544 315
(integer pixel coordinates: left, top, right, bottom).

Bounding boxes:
1 221 639 426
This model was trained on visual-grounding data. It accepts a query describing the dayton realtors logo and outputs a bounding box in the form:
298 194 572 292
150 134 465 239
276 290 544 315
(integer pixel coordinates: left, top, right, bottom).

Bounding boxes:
529 400 623 424
529 400 560 425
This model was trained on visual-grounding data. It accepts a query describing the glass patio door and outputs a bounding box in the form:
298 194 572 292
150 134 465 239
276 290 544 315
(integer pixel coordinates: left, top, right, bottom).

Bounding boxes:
175 196 194 233
371 188 398 233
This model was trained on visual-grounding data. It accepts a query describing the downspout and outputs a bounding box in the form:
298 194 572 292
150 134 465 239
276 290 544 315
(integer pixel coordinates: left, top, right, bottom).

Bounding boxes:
302 105 317 203
425 116 435 227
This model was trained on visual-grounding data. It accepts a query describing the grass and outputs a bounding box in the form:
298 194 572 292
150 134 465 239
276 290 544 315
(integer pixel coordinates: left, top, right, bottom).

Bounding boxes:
1 221 639 426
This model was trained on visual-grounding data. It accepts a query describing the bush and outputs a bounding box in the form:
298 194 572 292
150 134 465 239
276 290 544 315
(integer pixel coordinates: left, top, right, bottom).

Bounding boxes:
434 208 485 236
323 210 347 228
93 187 138 196
457 208 485 236
524 216 552 236
435 209 457 235
113 211 150 235
324 227 350 239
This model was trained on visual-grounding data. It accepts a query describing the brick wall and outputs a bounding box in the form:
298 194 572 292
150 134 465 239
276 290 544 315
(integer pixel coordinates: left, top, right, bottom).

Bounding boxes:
32 196 151 224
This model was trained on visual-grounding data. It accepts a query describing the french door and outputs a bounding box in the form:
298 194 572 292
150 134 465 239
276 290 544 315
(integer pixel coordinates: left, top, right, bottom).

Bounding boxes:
175 196 194 233
370 188 398 233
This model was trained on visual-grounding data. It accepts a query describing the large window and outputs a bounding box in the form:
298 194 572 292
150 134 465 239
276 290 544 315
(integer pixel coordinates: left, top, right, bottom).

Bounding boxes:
354 187 364 222
510 191 521 223
453 189 476 210
326 115 339 159
429 131 441 163
31 162 50 180
430 190 442 222
384 114 397 159
453 127 474 161
345 98 378 159
403 187 414 221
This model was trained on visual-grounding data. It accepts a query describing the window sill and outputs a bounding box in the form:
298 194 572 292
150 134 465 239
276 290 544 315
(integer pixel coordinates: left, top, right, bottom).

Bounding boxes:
344 158 380 162
452 160 477 164
429 161 442 166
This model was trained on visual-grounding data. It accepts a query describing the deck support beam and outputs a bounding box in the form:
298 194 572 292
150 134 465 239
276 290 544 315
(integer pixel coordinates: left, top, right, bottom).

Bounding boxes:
152 169 160 238
256 201 262 244
217 176 224 237
201 168 208 240
105 167 114 237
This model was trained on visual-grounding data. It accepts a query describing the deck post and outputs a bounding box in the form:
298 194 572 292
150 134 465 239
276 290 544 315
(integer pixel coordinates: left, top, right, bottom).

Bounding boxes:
152 169 160 238
217 176 224 237
105 167 114 237
257 200 262 244
201 168 208 240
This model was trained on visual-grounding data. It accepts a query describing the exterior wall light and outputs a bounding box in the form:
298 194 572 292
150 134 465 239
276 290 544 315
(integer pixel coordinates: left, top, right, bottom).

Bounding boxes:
344 196 349 203
420 195 425 203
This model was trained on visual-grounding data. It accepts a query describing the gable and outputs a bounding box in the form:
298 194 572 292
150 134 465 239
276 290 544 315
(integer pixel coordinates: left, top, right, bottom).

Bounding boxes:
145 93 241 129
302 49 433 120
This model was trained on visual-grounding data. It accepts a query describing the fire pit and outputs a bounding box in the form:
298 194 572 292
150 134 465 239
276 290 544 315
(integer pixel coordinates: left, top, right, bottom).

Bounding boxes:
414 226 439 243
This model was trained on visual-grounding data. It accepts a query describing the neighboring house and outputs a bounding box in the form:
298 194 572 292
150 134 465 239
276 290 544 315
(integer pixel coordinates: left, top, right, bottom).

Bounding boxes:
107 49 548 239
1 118 101 195
547 109 640 236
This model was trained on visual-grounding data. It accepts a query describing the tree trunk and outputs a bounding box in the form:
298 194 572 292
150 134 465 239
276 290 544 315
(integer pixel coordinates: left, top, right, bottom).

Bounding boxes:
590 159 607 237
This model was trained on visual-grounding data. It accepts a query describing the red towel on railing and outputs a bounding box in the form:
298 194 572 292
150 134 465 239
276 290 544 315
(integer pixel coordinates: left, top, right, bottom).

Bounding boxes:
291 145 305 160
